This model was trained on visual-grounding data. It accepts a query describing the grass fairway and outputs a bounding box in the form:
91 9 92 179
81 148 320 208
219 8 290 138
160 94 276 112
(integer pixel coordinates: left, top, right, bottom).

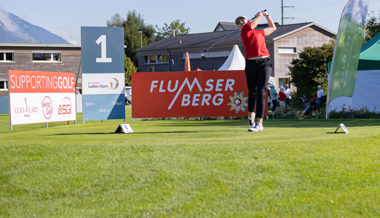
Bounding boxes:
0 106 379 217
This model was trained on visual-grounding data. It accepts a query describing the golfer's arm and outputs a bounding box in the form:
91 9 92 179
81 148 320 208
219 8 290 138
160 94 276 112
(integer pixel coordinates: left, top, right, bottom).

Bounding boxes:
250 14 263 29
264 15 276 36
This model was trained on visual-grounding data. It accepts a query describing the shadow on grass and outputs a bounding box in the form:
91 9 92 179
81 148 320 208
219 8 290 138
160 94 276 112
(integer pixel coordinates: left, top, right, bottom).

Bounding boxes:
326 132 347 134
153 119 380 128
54 130 202 136
54 132 115 135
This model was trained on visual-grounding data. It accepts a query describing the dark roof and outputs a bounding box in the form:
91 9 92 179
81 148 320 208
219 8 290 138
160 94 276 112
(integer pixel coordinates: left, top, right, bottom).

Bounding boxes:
138 22 335 52
137 30 241 51
268 22 313 39
213 22 239 32
269 22 334 40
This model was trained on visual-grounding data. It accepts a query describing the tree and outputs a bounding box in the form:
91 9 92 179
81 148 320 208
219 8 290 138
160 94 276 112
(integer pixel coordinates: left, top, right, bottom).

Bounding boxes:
365 11 380 42
155 19 190 40
124 55 137 86
107 11 156 66
289 41 335 100
106 13 123 27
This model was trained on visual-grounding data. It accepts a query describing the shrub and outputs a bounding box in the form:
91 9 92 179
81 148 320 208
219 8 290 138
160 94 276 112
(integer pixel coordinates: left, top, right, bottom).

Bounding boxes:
328 107 380 119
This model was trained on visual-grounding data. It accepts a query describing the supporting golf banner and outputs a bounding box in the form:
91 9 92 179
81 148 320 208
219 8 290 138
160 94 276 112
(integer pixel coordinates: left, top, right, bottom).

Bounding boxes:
81 27 125 121
132 70 268 118
8 70 76 128
327 0 370 116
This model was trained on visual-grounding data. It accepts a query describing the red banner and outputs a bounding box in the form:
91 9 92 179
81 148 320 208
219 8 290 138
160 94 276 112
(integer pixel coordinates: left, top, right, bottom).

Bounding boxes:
132 70 268 118
8 70 75 93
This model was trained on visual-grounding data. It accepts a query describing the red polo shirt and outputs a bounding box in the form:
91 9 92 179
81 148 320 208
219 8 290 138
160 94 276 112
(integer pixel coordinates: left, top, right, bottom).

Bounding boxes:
241 22 269 58
279 91 286 101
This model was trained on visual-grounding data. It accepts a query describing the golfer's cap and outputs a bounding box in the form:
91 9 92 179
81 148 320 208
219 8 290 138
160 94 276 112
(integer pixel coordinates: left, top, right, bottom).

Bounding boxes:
318 85 322 88
235 15 248 25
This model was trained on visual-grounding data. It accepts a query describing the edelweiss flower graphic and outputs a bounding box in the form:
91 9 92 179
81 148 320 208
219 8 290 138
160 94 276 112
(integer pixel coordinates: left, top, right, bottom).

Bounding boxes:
227 91 248 113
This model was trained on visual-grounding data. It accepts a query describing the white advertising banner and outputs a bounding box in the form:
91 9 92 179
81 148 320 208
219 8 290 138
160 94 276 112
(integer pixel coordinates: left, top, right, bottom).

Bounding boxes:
9 93 76 125
8 70 76 126
82 73 125 95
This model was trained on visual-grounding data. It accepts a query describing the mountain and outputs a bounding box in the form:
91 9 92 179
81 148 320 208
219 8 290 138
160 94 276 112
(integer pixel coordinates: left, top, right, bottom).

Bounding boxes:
0 9 68 44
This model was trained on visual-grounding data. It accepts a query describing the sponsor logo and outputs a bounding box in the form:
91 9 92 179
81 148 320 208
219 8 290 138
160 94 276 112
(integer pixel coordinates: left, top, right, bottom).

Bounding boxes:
85 101 96 107
58 97 72 115
112 100 124 106
41 96 53 119
149 77 235 110
9 73 75 91
87 78 120 90
14 98 38 117
99 108 111 113
227 92 248 113
110 78 119 89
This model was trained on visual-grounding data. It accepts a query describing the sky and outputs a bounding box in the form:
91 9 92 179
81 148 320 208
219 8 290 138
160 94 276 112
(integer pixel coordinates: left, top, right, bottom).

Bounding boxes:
1 0 380 44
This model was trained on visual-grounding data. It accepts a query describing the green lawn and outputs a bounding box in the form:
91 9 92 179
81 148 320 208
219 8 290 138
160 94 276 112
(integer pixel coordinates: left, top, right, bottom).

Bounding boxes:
0 106 379 217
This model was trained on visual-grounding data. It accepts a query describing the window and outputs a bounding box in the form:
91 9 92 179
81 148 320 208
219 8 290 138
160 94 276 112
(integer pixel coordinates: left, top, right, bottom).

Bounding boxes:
278 47 297 54
186 50 230 59
0 52 14 62
158 55 168 63
32 52 61 62
279 78 290 88
0 81 8 90
149 55 157 64
144 55 169 64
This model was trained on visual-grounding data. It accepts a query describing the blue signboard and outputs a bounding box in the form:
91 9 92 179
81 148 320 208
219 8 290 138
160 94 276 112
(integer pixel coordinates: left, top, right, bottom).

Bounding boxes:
82 94 125 120
81 27 125 121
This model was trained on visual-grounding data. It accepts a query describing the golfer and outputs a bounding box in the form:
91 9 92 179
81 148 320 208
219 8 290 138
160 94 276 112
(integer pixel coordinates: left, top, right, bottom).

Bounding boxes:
235 10 276 132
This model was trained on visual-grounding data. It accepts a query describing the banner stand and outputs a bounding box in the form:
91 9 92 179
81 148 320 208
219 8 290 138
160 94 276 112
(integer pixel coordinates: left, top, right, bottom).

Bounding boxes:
334 123 349 134
115 124 133 134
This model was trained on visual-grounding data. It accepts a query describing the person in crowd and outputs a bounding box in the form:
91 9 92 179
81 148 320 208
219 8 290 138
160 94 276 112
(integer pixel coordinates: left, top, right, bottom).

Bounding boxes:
269 84 278 112
284 84 292 110
279 86 287 111
316 85 325 112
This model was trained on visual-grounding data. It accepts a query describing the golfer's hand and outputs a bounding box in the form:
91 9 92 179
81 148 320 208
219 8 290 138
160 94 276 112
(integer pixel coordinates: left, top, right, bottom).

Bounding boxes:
255 12 264 18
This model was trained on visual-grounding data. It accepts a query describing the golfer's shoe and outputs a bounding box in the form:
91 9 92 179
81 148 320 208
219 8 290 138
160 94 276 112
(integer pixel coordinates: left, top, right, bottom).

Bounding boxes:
254 123 264 132
249 123 264 132
248 118 255 132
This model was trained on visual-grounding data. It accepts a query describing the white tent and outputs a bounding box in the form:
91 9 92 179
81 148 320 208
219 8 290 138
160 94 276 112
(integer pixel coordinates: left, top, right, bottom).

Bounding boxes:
218 45 245 70
328 32 380 113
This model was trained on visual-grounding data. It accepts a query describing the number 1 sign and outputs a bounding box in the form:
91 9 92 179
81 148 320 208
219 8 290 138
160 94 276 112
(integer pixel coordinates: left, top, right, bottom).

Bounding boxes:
95 35 112 63
81 27 125 121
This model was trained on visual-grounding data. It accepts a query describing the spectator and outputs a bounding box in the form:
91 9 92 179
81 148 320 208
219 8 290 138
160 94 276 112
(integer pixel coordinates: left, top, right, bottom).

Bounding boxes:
269 84 278 112
279 86 287 111
284 84 292 110
316 85 325 112
301 95 310 114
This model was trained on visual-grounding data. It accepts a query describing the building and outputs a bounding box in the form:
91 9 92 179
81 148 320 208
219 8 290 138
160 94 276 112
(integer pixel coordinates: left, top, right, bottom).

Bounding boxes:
137 22 335 88
0 43 81 95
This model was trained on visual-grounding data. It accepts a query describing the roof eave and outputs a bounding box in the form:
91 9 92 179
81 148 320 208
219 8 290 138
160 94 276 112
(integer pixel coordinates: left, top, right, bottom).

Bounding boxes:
0 43 81 48
272 23 336 41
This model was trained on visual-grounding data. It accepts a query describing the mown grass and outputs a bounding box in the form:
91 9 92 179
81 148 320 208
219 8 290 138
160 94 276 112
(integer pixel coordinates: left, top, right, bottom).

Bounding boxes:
0 106 379 217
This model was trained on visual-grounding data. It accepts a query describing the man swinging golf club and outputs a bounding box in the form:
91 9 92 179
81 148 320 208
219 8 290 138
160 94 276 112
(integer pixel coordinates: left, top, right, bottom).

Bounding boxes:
235 10 276 132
